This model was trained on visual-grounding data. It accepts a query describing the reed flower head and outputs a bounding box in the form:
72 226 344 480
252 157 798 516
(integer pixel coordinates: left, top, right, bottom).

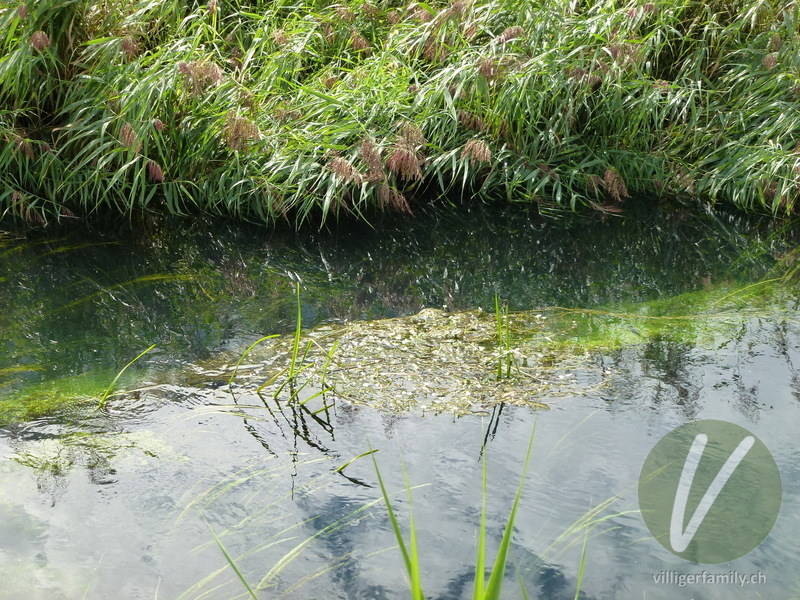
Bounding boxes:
387 146 422 181
586 174 603 193
178 60 224 96
400 122 425 148
17 4 27 19
447 0 469 18
378 182 412 213
360 136 384 182
30 31 50 51
120 122 141 152
273 29 288 47
361 2 380 19
207 0 218 14
222 114 259 152
14 135 33 160
147 160 164 182
497 26 525 44
329 156 363 184
322 22 335 43
768 33 782 52
537 163 556 178
336 6 356 22
414 6 434 22
351 29 372 54
461 139 491 166
477 57 497 80
606 42 641 66
643 2 656 13
763 52 778 70
458 110 486 131
603 168 630 202
153 118 165 131
653 79 670 92
761 179 777 202
387 9 401 24
423 38 449 62
121 36 139 61
324 75 339 89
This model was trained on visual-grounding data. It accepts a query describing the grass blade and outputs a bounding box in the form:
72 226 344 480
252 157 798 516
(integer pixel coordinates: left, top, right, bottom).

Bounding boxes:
206 521 258 600
371 448 425 600
98 344 156 409
484 419 537 599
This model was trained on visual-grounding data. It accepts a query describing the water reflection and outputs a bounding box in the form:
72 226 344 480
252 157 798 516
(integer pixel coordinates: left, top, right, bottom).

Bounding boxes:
2 204 800 599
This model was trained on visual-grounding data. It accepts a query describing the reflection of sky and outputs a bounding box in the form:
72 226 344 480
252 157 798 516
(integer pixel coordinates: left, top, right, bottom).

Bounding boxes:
1 313 799 599
1 203 799 599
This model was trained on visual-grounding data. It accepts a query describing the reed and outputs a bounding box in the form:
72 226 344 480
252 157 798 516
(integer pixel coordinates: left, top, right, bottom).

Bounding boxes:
370 421 592 599
0 0 797 227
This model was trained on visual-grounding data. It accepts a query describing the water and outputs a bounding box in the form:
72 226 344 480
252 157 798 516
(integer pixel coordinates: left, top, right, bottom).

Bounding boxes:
1 201 799 599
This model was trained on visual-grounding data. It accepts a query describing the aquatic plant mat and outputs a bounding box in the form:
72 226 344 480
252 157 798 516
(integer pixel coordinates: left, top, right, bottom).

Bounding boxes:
212 307 595 415
191 279 796 416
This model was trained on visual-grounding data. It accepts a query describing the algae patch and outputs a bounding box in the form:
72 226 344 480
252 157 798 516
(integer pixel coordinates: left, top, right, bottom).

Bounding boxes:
0 373 108 425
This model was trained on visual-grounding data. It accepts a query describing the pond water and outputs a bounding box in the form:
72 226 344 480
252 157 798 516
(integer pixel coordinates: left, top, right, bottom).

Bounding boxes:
1 201 799 599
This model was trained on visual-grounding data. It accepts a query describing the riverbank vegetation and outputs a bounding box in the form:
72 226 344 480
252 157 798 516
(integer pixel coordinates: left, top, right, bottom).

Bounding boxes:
1 0 799 226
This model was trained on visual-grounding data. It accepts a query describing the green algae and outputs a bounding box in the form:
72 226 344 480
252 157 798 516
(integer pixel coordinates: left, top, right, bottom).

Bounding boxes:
0 374 102 424
0 371 134 425
539 277 798 353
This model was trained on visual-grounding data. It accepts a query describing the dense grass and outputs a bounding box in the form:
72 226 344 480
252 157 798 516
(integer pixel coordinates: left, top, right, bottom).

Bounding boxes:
1 0 799 226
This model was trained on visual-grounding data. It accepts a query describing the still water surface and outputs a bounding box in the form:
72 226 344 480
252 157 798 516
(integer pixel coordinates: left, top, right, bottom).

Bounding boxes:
1 202 799 599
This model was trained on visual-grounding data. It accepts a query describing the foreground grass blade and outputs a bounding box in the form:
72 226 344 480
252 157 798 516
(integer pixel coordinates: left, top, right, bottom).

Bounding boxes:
206 521 259 600
483 420 537 599
98 344 156 409
228 334 280 387
371 448 425 600
473 453 487 599
573 524 589 600
289 282 302 379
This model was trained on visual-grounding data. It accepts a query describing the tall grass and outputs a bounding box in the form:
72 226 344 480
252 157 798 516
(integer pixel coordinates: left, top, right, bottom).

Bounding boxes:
369 422 593 600
1 0 798 226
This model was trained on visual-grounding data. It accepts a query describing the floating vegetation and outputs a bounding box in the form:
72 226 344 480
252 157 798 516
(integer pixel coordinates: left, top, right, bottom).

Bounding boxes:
222 304 597 416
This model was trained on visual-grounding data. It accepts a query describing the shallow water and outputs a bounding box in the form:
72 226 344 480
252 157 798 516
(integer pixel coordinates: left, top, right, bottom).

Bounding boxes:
1 202 799 599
